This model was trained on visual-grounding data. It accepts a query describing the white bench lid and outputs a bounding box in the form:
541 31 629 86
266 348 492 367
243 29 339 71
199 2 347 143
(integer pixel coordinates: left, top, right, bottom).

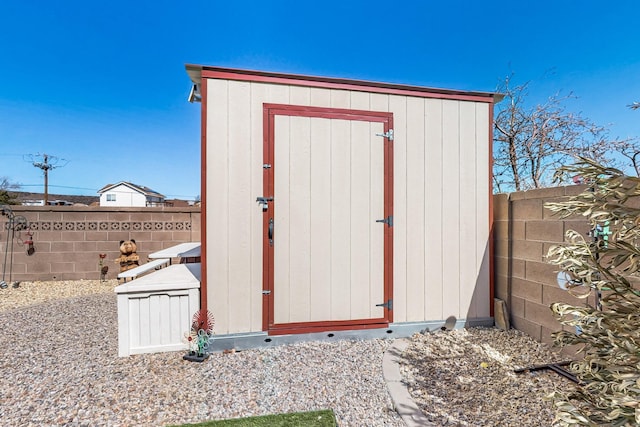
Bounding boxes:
115 263 201 294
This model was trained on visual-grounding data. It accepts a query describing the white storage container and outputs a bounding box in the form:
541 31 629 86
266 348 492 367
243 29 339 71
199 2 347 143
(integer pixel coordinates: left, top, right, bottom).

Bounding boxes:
115 263 201 356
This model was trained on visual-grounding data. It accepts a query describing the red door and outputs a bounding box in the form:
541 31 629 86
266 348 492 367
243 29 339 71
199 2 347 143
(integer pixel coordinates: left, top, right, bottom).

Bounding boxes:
262 104 393 334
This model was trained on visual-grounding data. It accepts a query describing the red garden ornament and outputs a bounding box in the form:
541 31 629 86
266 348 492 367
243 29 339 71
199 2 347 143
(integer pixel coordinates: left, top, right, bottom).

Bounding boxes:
183 309 215 363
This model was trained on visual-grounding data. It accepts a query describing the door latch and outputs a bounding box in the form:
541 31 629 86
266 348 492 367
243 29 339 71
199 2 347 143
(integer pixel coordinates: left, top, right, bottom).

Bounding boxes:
375 129 394 141
376 299 393 310
376 215 393 227
256 196 273 211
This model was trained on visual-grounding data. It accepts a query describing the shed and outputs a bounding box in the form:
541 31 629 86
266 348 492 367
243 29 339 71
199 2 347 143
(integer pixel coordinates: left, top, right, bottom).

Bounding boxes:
186 65 500 349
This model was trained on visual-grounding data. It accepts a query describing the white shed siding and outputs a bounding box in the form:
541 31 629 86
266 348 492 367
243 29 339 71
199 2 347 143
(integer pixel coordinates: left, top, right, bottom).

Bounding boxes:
205 79 491 335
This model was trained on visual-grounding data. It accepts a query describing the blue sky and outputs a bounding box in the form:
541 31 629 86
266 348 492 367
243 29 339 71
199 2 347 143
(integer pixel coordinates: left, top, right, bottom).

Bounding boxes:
1 1 638 200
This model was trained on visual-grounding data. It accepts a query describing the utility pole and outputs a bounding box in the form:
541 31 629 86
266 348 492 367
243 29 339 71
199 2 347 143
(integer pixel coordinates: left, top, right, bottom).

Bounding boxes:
26 153 67 205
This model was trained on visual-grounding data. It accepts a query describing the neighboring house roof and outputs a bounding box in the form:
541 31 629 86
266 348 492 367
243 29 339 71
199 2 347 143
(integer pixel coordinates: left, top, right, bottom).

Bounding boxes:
11 192 99 206
97 182 165 199
164 199 191 207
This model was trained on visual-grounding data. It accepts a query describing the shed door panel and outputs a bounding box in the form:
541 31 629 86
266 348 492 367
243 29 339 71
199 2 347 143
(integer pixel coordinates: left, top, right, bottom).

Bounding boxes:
263 105 393 334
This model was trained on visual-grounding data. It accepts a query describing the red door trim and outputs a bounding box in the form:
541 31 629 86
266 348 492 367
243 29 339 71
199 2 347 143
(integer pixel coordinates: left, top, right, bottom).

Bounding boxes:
262 104 394 334
199 78 208 315
270 319 391 336
261 105 275 331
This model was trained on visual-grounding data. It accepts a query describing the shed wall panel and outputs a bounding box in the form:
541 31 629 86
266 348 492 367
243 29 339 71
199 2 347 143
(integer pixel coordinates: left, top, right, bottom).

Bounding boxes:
440 100 462 318
389 95 408 323
459 101 478 319
475 104 492 318
309 117 332 321
204 79 492 334
424 98 444 321
249 83 267 332
329 119 352 319
206 79 230 333
405 96 426 322
273 116 292 323
287 116 312 323
227 81 253 332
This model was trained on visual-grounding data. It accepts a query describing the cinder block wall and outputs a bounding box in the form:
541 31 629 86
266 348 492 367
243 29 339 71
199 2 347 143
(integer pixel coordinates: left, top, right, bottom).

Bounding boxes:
0 206 200 282
494 185 593 345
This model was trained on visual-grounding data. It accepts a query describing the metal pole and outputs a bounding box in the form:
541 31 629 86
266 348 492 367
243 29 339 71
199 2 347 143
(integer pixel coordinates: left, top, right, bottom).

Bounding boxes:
43 154 49 205
0 206 12 289
8 216 14 284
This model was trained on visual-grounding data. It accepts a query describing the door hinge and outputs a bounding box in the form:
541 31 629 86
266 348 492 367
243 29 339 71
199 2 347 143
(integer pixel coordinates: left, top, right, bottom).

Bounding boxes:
376 129 394 141
376 299 393 310
376 215 393 227
262 290 271 295
263 164 272 169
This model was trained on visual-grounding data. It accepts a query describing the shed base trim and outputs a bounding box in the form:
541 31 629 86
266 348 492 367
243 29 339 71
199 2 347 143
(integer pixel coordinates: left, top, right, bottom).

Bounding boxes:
207 317 495 352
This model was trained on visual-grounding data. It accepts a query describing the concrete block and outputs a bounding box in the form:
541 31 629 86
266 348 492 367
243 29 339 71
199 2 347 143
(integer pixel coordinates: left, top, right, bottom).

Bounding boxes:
512 239 544 262
525 300 560 331
511 316 542 341
50 242 75 253
492 220 509 241
542 283 587 308
512 198 543 220
492 193 510 221
512 277 543 303
510 295 525 318
494 274 509 301
512 220 526 240
494 237 510 258
60 212 87 222
524 186 566 199
512 258 525 279
526 220 564 242
525 260 557 285
50 262 76 273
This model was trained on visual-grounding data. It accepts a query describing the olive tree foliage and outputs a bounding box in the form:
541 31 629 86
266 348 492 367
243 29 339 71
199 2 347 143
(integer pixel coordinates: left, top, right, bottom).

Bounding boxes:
545 159 640 426
493 76 614 193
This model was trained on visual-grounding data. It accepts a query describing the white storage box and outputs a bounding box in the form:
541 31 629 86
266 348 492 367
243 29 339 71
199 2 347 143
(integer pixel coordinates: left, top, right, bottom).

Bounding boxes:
115 263 201 357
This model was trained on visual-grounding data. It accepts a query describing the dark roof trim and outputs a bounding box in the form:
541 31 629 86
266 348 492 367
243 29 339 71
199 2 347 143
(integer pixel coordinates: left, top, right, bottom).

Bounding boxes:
185 64 503 104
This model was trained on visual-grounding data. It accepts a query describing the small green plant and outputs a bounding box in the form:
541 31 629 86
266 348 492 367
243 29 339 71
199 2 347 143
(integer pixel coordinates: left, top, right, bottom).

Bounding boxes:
545 158 640 426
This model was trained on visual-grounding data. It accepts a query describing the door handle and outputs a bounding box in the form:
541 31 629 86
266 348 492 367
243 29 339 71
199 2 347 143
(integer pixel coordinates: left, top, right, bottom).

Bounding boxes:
268 218 274 246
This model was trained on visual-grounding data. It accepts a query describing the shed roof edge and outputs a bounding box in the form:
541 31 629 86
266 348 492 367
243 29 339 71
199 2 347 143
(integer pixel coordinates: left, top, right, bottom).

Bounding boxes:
185 64 503 103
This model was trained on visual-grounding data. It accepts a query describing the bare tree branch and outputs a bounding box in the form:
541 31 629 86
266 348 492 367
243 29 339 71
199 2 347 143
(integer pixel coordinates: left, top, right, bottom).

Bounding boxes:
493 75 617 192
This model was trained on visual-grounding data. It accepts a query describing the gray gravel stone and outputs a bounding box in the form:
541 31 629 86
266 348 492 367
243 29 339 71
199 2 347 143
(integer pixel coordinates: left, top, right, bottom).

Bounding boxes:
0 287 403 426
0 281 570 426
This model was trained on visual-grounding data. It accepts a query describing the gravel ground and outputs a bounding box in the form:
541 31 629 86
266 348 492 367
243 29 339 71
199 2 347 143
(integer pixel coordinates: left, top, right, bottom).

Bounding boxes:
400 328 572 426
0 280 569 426
0 281 402 427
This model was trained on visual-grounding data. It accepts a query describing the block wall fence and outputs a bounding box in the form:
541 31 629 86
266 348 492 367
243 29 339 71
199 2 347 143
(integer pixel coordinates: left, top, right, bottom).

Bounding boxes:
1 189 595 346
493 185 598 345
0 206 200 282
